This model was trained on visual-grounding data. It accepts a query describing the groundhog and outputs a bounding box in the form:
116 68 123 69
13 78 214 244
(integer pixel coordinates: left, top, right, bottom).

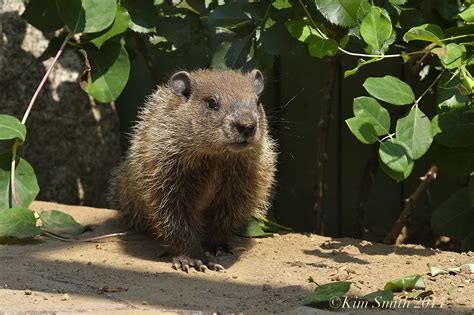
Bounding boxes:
108 69 277 272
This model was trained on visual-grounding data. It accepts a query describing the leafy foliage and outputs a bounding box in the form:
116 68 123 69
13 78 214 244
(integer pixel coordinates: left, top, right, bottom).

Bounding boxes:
10 0 474 246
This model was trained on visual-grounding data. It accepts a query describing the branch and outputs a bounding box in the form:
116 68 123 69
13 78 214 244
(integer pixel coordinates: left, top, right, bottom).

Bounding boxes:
385 165 438 245
11 32 70 207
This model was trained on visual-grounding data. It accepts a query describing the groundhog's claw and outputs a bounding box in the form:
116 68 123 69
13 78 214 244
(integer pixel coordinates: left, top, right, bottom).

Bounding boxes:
172 256 223 272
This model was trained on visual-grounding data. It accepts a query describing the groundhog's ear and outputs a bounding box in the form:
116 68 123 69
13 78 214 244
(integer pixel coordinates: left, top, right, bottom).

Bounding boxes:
169 71 192 101
250 69 264 96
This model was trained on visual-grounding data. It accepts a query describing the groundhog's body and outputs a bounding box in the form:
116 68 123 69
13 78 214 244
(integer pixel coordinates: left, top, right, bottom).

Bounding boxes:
109 69 276 271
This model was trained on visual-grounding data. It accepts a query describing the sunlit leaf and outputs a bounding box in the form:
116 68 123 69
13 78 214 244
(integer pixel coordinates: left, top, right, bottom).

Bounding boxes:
363 76 415 105
396 107 433 159
353 96 390 136
56 0 117 33
90 6 131 48
345 117 378 144
379 138 413 173
0 115 26 142
0 154 39 209
307 36 338 58
39 210 88 238
307 281 352 303
360 6 392 53
433 43 466 70
403 24 444 46
85 41 130 103
0 208 42 238
384 275 425 291
315 0 370 27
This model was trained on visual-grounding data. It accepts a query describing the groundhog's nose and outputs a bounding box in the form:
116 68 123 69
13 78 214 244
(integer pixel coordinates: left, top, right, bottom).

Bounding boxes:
233 119 257 140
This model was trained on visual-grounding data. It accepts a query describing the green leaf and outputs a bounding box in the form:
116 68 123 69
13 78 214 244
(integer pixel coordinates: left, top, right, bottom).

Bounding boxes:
315 0 370 27
360 6 393 53
237 218 273 238
0 115 26 142
307 281 352 303
437 73 471 109
272 0 292 10
433 43 466 70
85 41 131 103
379 156 413 182
388 0 407 4
462 232 474 252
344 57 379 78
345 117 379 144
121 0 156 33
90 6 131 49
307 36 338 58
0 208 42 238
469 176 474 207
39 210 88 238
403 24 445 46
379 138 413 173
433 144 474 176
396 107 433 160
353 96 390 136
432 188 474 241
459 4 474 22
432 110 474 148
208 3 251 28
285 20 318 42
384 275 425 291
361 290 393 302
363 76 415 105
56 0 117 34
21 0 64 32
0 154 39 209
427 264 448 277
260 23 306 57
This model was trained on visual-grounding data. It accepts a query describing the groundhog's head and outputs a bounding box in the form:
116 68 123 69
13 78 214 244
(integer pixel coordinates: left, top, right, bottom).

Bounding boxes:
168 69 267 153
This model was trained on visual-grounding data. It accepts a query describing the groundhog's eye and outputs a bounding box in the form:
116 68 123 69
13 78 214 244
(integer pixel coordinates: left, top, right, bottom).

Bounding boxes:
205 98 219 110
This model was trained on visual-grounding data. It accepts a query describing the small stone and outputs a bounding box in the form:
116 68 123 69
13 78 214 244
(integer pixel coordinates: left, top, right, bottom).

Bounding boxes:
61 294 70 301
449 258 455 262
331 249 338 255
262 284 272 291
406 260 411 264
142 301 148 305
24 290 32 295
87 262 92 265
232 275 238 279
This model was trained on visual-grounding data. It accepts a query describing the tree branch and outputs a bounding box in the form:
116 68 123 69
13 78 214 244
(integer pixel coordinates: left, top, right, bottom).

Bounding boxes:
385 164 438 244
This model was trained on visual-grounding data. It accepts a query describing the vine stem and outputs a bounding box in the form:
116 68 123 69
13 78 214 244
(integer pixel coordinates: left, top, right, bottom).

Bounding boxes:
10 33 70 207
415 69 446 104
298 0 429 59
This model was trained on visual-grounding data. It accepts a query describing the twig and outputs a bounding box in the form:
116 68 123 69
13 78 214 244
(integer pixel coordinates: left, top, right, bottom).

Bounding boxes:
385 165 438 244
313 56 338 234
298 0 429 60
415 69 446 104
10 33 70 206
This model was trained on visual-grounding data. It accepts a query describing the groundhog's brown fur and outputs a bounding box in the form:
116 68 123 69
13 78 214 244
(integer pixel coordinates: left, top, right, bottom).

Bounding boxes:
108 69 276 271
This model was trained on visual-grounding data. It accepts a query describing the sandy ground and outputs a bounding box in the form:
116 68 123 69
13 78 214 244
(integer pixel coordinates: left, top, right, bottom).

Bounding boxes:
0 201 473 314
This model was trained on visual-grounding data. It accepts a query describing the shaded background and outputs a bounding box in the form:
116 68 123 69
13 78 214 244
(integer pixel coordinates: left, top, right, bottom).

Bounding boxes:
1 0 464 244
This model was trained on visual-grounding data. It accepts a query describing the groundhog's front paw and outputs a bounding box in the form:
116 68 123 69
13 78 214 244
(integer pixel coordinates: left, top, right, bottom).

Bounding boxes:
172 255 224 273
